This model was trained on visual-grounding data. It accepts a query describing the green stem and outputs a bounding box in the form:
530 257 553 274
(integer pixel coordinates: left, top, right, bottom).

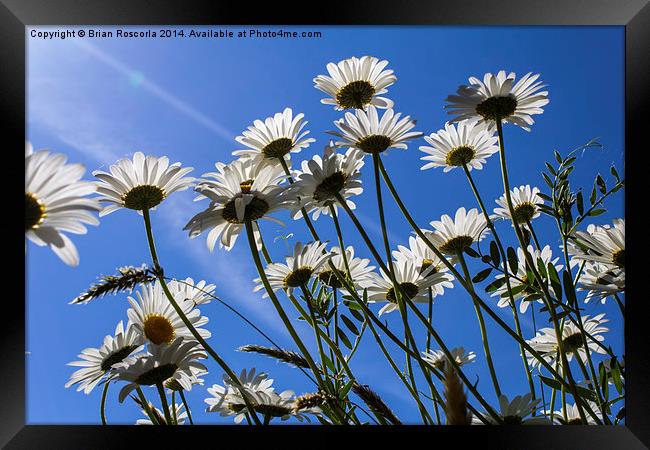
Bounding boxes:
457 251 501 397
614 293 625 316
171 391 178 425
100 381 109 425
136 387 159 425
156 382 173 425
300 285 328 377
179 390 194 425
141 208 262 426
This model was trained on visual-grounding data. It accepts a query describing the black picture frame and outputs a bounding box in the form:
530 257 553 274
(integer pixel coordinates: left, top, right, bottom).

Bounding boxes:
3 1 647 448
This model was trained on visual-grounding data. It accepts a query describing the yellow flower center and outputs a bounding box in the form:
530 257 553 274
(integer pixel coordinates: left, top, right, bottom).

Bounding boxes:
440 236 474 254
336 80 376 110
284 267 314 288
356 135 393 154
512 202 537 224
25 192 46 230
262 138 294 158
475 96 518 121
122 185 165 210
222 196 270 224
445 146 475 167
313 171 346 202
386 282 419 303
143 314 175 345
612 250 625 269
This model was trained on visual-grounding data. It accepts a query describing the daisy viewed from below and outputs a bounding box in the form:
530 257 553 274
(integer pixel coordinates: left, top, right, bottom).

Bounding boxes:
184 159 291 251
551 402 600 425
525 313 609 369
93 152 194 215
578 262 625 304
136 403 188 425
427 207 489 255
254 241 331 296
329 106 422 155
570 219 625 271
317 245 376 291
115 337 207 402
472 394 550 425
127 281 211 346
445 70 550 131
419 120 499 172
493 185 545 228
166 277 216 307
206 368 316 423
66 321 144 394
492 245 563 314
422 347 476 371
232 107 315 166
290 142 365 220
25 142 101 266
366 258 450 316
314 56 396 110
392 233 455 297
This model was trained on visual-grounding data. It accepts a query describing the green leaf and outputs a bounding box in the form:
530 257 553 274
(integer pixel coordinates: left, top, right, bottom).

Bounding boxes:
547 263 562 302
588 208 606 217
464 247 479 258
562 270 577 307
539 375 597 401
576 191 584 216
610 165 620 182
489 241 500 266
610 360 624 395
507 247 518 274
501 284 527 298
536 257 548 278
341 315 359 335
542 173 554 189
472 268 493 283
485 277 507 293
546 162 557 176
522 293 543 303
596 174 607 194
348 307 364 322
615 407 625 424
554 151 562 164
340 379 355 398
590 184 597 204
337 328 353 350
323 354 337 373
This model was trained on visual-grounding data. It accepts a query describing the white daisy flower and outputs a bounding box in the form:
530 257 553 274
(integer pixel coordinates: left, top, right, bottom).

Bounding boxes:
93 152 195 216
329 106 422 155
427 207 489 255
25 142 101 266
205 368 292 424
232 107 315 166
66 321 144 394
551 401 600 425
290 142 365 220
472 393 550 425
165 364 208 392
445 71 550 131
392 233 456 297
525 313 609 369
115 337 207 403
366 258 450 316
419 120 499 172
422 347 476 371
314 55 396 110
570 219 625 271
127 281 211 346
254 241 331 296
317 245 376 292
493 185 544 228
492 245 563 314
167 277 216 306
136 403 188 425
578 262 625 304
184 159 291 251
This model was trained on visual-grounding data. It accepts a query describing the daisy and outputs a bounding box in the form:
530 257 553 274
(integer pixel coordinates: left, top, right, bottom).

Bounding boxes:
115 337 207 402
578 262 625 304
329 106 422 155
166 277 216 306
492 185 544 228
184 159 291 251
254 241 331 296
551 401 600 425
472 393 550 425
427 207 489 255
93 152 194 215
392 233 455 296
445 71 549 131
127 281 211 346
422 347 476 371
525 313 609 369
66 321 144 394
317 245 376 291
419 120 499 172
165 365 208 392
232 107 315 166
314 56 396 110
492 245 563 314
25 142 101 266
136 403 188 425
570 219 625 270
290 142 365 220
204 368 280 423
366 258 450 316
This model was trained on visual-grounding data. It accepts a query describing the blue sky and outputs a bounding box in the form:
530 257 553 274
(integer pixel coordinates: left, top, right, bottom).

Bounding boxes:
26 25 624 425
